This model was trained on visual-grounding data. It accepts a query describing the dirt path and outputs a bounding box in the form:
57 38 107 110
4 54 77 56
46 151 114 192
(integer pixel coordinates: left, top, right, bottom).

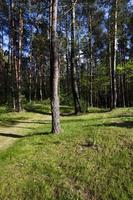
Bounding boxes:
0 113 51 151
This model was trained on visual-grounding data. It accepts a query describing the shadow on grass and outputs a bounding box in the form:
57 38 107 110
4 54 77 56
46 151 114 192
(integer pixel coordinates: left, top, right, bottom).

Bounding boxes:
25 108 75 117
0 132 51 138
84 121 133 129
0 120 51 126
25 103 75 116
25 108 75 116
24 103 51 115
61 112 75 116
86 109 110 114
25 108 51 115
0 117 29 128
103 121 133 128
0 114 51 128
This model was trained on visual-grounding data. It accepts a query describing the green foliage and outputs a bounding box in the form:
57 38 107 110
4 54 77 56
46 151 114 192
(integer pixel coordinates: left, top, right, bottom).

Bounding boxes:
117 60 133 77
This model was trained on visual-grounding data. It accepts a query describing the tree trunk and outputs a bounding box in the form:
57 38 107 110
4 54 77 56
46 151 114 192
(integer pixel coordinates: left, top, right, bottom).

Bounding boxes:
65 14 70 92
39 64 43 101
9 0 16 110
16 2 23 111
88 11 93 107
29 0 32 103
109 30 113 110
50 0 61 134
71 0 81 114
111 0 118 109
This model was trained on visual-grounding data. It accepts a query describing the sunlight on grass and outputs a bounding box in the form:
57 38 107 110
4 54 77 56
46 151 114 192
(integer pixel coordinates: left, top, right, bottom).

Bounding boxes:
0 105 133 200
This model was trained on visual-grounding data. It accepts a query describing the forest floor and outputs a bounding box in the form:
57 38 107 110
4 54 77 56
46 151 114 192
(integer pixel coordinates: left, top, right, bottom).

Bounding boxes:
0 103 133 200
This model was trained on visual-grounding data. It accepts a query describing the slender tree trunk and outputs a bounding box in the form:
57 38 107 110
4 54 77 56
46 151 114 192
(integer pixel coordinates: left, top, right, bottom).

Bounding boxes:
9 0 16 110
29 53 32 102
71 0 81 114
39 64 43 101
29 0 32 103
34 59 38 100
16 2 23 111
122 45 126 107
65 14 70 92
111 0 118 109
120 74 125 107
50 0 61 134
109 33 113 110
88 12 93 107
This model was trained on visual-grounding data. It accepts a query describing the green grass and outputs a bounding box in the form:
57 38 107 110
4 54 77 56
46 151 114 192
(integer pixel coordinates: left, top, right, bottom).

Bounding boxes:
0 104 133 200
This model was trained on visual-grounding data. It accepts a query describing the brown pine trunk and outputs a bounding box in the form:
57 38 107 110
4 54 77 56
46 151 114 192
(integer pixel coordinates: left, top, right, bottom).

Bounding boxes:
50 0 61 134
9 0 16 110
71 0 81 114
65 14 70 92
111 0 118 109
29 0 32 103
39 64 43 101
89 13 93 108
34 58 38 100
109 31 113 110
16 2 23 111
29 53 32 102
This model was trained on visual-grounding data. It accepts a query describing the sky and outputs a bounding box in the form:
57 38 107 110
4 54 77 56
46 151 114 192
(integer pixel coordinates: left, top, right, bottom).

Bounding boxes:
2 0 133 51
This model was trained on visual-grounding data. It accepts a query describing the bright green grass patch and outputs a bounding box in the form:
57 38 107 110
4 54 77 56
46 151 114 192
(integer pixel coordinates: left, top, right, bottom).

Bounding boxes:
0 106 133 200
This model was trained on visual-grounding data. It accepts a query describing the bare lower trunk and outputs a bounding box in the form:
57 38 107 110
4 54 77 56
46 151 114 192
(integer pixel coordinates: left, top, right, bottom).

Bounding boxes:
34 60 38 100
39 65 43 101
121 74 125 107
29 67 32 102
50 0 61 134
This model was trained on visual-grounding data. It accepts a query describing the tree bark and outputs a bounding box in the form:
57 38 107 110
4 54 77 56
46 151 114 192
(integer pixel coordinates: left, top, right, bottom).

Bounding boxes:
50 0 61 134
9 0 16 110
29 0 32 103
71 0 81 114
88 10 93 107
16 1 23 111
111 0 118 109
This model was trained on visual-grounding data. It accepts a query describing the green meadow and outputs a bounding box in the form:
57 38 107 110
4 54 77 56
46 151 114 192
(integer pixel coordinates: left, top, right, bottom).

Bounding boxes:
0 103 133 200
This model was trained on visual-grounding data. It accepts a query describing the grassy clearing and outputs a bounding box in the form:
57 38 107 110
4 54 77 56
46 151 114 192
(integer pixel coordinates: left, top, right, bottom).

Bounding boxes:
0 104 133 200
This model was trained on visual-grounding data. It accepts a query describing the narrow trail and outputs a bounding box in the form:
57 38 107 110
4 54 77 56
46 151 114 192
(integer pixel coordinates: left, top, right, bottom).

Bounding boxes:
0 113 51 151
0 135 16 150
0 128 22 151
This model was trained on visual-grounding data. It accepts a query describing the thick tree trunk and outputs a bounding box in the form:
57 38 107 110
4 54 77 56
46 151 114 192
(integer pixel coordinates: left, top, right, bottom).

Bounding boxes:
71 0 81 114
50 0 61 134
